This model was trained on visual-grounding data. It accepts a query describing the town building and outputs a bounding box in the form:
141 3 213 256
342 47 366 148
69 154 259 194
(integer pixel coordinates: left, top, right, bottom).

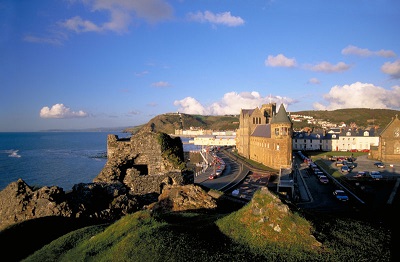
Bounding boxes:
370 115 400 162
293 128 379 152
236 103 293 170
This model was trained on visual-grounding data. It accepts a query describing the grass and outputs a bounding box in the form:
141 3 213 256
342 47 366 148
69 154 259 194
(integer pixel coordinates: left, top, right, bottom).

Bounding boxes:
17 189 393 262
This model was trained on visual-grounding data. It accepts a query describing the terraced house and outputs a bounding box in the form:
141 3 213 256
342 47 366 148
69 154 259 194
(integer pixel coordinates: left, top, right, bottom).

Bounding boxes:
236 103 293 170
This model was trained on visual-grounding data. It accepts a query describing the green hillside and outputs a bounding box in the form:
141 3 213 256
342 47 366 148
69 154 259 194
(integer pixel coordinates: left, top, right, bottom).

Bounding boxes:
19 189 392 262
125 113 240 135
293 108 400 129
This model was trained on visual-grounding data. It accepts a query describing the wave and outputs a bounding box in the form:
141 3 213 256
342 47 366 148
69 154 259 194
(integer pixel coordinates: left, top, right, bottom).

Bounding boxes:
2 150 22 158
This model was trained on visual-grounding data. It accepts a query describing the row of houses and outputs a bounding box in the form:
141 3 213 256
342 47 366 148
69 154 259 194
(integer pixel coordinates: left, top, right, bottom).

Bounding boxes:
292 128 380 152
179 127 381 153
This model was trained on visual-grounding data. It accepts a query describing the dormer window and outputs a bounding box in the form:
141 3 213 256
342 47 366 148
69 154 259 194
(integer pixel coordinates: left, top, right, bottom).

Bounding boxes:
332 134 336 138
346 131 351 136
363 131 369 136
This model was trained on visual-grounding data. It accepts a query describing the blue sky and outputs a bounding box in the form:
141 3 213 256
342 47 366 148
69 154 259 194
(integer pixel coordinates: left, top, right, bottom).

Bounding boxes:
1 0 399 132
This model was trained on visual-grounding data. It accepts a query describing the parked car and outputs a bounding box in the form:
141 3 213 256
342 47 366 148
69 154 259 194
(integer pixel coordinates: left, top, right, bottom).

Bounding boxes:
369 171 383 180
341 165 350 173
374 162 385 168
333 189 349 201
336 161 344 167
318 175 329 184
346 162 357 169
354 171 367 178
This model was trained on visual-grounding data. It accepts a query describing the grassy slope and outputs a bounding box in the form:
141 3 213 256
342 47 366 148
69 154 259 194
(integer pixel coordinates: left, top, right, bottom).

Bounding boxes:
22 190 392 262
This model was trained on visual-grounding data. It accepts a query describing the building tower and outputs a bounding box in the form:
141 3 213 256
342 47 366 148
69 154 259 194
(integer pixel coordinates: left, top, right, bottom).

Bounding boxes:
270 104 293 168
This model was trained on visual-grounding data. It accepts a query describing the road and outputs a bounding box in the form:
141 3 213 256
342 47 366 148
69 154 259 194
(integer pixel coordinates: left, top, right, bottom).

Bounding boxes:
194 150 248 192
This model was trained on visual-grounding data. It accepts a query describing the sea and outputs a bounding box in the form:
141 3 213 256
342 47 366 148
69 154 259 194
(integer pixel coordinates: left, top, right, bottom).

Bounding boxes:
0 132 200 192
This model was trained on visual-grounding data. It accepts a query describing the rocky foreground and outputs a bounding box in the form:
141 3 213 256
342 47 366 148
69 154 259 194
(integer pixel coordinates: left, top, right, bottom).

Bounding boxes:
0 128 199 231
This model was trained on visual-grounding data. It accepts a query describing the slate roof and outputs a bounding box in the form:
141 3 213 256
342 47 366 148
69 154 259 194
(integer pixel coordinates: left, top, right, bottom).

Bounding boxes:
251 124 271 138
293 132 332 140
270 104 291 124
241 109 255 116
339 128 380 137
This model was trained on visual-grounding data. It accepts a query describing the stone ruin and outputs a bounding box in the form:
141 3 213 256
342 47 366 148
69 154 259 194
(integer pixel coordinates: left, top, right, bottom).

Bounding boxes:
94 127 194 194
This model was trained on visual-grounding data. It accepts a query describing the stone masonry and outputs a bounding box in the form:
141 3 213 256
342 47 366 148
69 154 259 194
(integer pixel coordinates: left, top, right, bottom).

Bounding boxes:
94 127 193 195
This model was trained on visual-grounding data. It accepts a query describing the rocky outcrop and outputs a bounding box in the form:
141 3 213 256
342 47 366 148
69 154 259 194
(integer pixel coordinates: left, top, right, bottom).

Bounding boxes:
0 179 140 231
149 184 217 213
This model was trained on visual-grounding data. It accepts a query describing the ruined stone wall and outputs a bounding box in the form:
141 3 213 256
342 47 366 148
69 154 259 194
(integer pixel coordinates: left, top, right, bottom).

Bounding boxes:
95 131 193 195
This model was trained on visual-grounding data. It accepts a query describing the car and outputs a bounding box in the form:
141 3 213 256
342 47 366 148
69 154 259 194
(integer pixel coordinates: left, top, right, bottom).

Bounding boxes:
374 162 385 168
341 165 350 173
208 173 217 180
354 171 367 178
318 175 329 184
333 189 349 201
336 161 344 167
369 171 383 180
346 162 357 169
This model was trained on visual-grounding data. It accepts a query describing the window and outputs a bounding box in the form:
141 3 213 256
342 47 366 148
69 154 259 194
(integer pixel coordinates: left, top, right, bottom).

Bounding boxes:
275 128 279 135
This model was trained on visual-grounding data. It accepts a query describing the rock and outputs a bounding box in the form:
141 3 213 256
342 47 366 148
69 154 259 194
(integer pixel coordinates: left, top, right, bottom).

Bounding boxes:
149 184 217 213
0 179 71 230
0 179 141 231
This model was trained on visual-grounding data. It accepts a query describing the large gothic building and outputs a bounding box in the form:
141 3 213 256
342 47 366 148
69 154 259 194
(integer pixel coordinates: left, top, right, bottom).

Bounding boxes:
236 103 293 170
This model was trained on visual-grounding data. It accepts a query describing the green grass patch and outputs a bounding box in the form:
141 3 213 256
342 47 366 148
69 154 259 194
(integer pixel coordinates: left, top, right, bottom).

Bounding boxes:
21 195 392 262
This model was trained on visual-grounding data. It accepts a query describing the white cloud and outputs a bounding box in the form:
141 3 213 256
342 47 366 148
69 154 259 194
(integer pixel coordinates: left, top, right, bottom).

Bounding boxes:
60 0 173 34
134 70 149 77
60 16 102 33
23 35 64 45
187 11 245 27
265 54 296 68
151 81 170 87
307 78 320 84
381 60 400 79
174 92 296 115
306 61 351 73
342 45 396 57
174 97 207 115
313 82 400 110
40 104 88 118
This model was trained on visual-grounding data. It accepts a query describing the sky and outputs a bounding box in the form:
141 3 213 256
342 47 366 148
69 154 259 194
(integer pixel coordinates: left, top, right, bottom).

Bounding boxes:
1 0 400 132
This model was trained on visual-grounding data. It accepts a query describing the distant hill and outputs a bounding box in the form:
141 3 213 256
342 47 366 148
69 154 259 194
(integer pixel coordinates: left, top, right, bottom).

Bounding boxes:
292 108 400 129
124 113 240 134
124 108 400 135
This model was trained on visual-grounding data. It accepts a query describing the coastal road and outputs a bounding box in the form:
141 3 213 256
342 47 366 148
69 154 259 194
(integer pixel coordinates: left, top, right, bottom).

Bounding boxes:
194 150 248 192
